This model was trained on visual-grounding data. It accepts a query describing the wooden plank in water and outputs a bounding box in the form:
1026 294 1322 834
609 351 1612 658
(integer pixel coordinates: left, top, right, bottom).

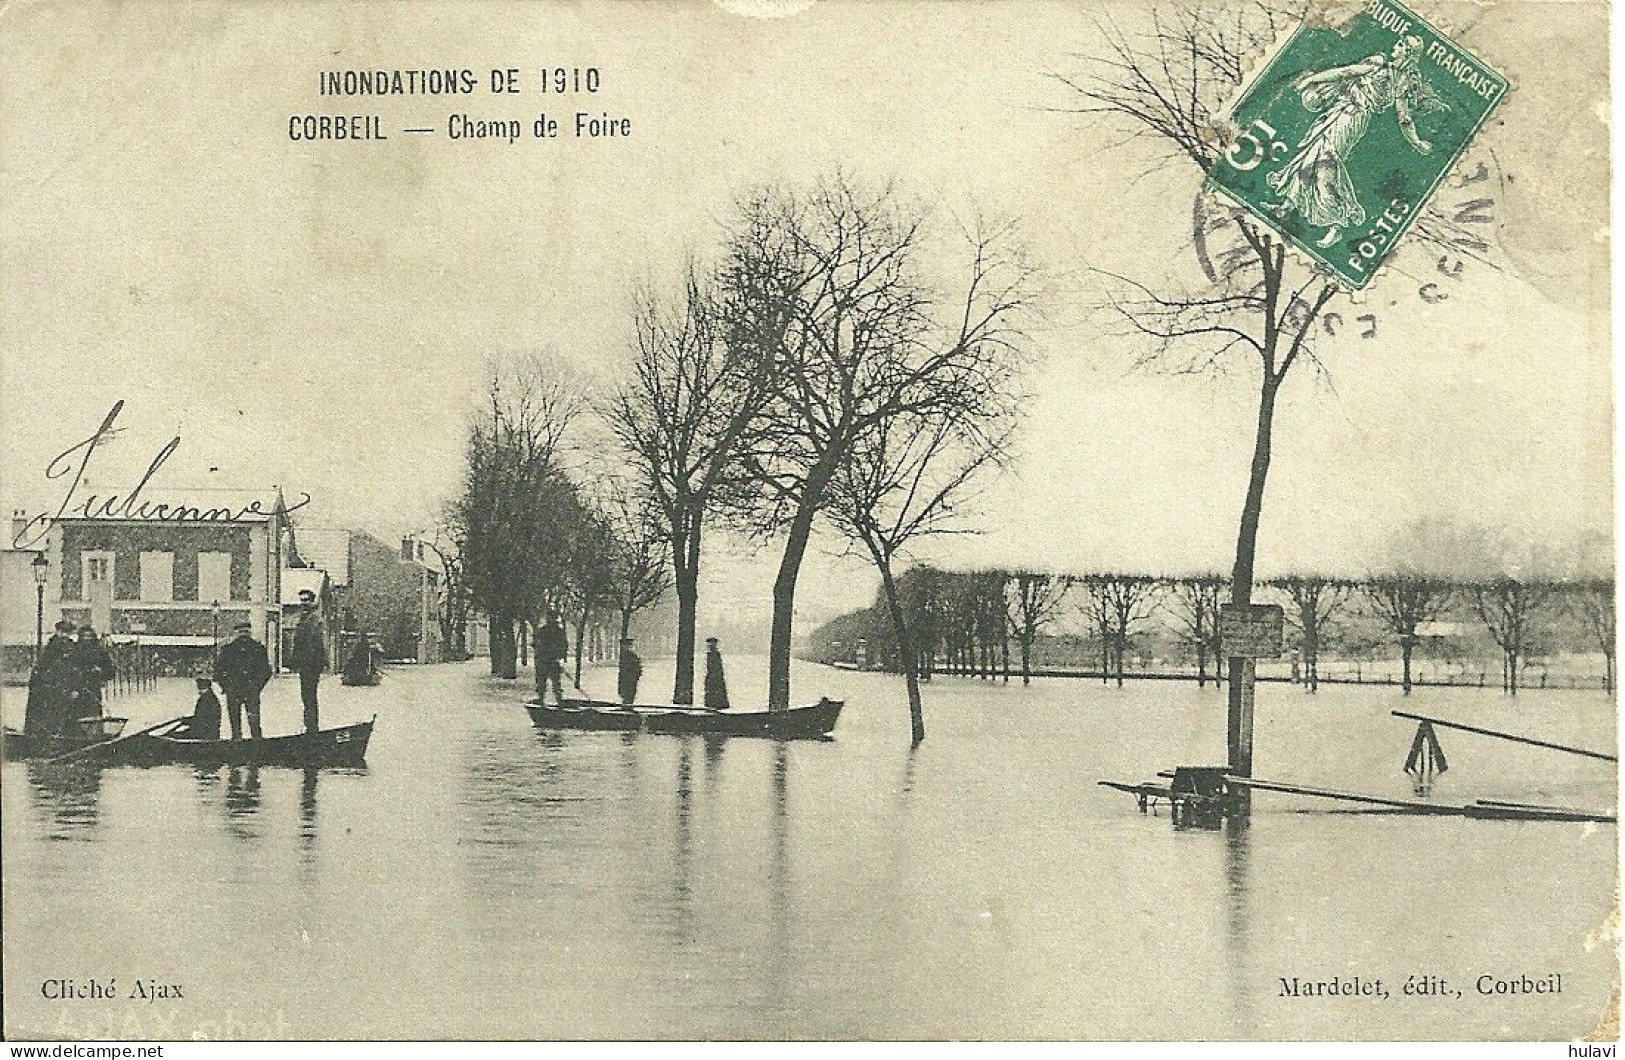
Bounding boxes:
1473 798 1617 823
1224 775 1466 815
1391 710 1617 763
1097 780 1176 799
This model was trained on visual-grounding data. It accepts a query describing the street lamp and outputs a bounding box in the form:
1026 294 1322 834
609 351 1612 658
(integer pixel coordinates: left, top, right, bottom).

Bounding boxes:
31 553 48 665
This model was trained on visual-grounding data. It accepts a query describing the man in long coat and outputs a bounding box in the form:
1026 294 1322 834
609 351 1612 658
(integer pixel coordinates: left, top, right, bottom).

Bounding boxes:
69 626 116 729
535 614 568 705
26 619 80 736
289 589 327 733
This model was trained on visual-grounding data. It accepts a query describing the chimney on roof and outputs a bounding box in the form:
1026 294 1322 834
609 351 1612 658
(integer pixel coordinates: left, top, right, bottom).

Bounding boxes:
401 537 415 562
12 509 31 544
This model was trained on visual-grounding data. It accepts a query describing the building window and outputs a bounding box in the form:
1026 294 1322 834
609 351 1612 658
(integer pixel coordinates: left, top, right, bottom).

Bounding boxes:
81 551 114 599
139 551 174 602
198 552 232 605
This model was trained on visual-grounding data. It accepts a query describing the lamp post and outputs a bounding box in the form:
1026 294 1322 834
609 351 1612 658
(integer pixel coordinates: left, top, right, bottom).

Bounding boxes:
212 600 221 669
31 553 48 666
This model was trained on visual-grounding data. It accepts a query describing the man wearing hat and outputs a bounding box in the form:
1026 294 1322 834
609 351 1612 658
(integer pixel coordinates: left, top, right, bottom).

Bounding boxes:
215 620 272 740
704 636 730 711
70 625 116 727
617 638 643 706
288 588 327 733
26 618 81 736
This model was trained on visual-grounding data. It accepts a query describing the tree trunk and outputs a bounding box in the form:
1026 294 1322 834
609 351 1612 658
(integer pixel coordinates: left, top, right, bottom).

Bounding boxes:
768 488 825 712
877 557 926 743
518 621 529 668
573 609 588 689
671 523 702 705
1021 636 1032 685
492 613 517 679
1401 636 1414 694
1228 372 1280 788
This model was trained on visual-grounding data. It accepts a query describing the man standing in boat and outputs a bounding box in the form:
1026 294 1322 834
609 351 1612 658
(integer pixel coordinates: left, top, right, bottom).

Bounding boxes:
216 620 272 740
26 618 81 736
617 638 643 706
535 612 568 704
289 588 327 733
704 637 730 710
70 625 116 731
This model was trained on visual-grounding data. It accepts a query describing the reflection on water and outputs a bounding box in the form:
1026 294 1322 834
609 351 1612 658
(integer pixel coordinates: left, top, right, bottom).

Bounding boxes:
2 662 1616 1040
1223 815 1253 1038
25 762 101 836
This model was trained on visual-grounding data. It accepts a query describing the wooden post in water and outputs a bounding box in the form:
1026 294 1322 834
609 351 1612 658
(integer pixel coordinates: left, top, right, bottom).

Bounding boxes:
1227 657 1255 812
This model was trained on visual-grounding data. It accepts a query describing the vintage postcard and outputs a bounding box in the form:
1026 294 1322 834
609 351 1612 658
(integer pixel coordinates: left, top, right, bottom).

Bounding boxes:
0 0 1615 1043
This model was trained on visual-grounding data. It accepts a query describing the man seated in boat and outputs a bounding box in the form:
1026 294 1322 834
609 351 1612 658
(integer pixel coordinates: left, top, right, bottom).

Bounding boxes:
172 676 223 741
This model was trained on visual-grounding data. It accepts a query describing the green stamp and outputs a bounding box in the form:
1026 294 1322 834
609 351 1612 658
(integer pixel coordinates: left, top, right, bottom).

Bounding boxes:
1207 0 1508 289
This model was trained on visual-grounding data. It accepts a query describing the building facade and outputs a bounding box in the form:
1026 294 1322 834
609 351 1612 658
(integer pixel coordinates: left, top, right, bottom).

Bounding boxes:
15 489 291 674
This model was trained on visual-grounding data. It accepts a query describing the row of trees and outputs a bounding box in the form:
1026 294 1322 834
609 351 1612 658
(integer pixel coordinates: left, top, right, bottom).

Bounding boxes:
608 176 1033 742
812 566 1617 696
441 175 1036 742
438 357 671 686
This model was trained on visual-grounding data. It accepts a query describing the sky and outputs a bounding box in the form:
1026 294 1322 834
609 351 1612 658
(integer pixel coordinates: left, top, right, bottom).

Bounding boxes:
1 0 1612 626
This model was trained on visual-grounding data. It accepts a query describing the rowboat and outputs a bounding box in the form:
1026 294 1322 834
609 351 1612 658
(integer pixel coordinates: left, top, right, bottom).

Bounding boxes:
111 716 376 766
3 717 127 761
525 697 842 740
3 716 374 767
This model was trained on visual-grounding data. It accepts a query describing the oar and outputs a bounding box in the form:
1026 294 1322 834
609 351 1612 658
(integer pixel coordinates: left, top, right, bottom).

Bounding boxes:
40 715 189 766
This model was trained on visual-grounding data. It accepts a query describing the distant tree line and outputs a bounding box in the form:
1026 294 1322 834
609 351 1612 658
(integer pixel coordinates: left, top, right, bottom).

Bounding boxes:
808 567 1617 696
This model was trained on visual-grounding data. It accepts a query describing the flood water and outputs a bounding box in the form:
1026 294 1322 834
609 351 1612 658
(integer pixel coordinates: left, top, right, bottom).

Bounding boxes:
2 658 1617 1040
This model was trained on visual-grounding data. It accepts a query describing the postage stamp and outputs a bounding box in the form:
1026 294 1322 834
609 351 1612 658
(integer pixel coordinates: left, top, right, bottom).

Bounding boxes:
1206 0 1508 289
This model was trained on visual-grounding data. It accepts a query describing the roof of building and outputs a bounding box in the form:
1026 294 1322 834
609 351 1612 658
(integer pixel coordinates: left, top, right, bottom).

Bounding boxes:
281 567 330 605
292 528 351 586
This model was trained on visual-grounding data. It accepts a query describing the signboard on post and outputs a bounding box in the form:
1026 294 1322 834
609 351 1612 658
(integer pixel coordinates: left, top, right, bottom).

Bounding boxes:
1219 603 1285 659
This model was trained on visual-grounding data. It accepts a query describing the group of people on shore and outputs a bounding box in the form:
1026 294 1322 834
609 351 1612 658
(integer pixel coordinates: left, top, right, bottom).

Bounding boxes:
531 613 730 709
23 619 117 738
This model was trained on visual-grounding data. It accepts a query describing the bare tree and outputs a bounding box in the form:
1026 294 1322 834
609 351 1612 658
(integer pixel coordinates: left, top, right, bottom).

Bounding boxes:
1006 572 1070 685
455 354 585 679
558 503 620 690
1101 574 1161 686
1471 578 1551 695
1268 576 1350 693
1170 575 1226 687
1053 3 1491 775
728 176 1032 711
1567 579 1617 693
1364 576 1454 694
609 265 772 703
601 482 672 645
827 405 1017 742
422 521 473 660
